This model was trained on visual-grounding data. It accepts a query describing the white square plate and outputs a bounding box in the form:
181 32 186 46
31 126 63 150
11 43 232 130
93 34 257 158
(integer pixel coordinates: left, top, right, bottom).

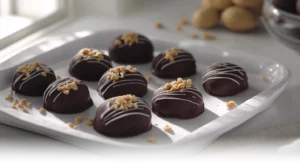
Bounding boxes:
0 29 291 157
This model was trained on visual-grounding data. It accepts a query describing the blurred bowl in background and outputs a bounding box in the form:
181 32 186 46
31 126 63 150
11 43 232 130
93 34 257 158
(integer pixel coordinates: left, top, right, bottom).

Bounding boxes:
262 0 300 52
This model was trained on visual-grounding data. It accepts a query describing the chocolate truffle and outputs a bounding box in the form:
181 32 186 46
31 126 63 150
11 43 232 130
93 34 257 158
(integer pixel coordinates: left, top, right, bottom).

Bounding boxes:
273 0 297 14
108 32 154 64
202 63 248 97
43 78 93 114
69 48 112 81
98 65 148 99
12 61 56 96
152 48 196 78
152 78 204 119
94 94 152 137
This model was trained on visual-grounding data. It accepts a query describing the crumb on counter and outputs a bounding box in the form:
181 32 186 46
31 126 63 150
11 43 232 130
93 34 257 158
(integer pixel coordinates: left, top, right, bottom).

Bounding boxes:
147 75 152 82
190 34 199 39
163 125 173 133
226 101 236 109
39 107 46 114
67 123 75 129
86 119 94 126
203 32 215 40
180 18 189 25
176 25 182 32
75 116 84 124
155 22 164 29
147 137 159 144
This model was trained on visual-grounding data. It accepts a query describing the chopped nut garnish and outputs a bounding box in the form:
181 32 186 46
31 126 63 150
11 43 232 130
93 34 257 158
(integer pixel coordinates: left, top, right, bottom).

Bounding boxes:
57 81 78 95
22 109 28 113
164 48 181 62
180 18 189 25
147 137 159 143
121 33 139 46
57 75 61 80
155 22 164 29
39 107 46 114
17 103 24 109
107 65 137 81
67 123 75 129
11 105 17 110
5 94 14 101
176 25 182 32
146 75 152 82
226 101 236 110
165 78 192 92
17 61 47 79
110 94 138 110
13 100 19 105
75 116 84 124
212 63 217 67
41 72 47 77
203 33 215 40
63 90 70 95
77 48 103 61
20 99 27 105
164 125 173 133
86 119 94 126
44 68 50 73
190 34 199 39
114 39 122 46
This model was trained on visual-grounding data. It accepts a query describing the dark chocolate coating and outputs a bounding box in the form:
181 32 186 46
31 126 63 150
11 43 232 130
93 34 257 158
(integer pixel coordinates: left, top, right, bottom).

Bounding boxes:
43 78 93 114
273 0 297 14
108 33 154 64
152 85 204 119
152 49 196 78
12 64 56 96
94 97 152 137
202 63 248 97
297 0 300 14
98 70 148 99
69 49 112 81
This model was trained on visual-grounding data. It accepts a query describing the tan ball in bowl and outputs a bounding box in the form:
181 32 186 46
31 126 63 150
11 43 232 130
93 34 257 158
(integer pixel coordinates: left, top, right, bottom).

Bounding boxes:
201 0 233 11
193 8 219 29
221 6 258 32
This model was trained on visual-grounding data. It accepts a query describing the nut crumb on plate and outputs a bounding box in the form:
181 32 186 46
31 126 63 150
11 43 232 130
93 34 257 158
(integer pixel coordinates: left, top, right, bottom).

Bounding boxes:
163 125 173 133
155 22 164 29
5 94 13 101
226 101 236 109
86 119 94 126
20 99 27 105
39 107 46 114
147 137 159 143
26 102 32 107
17 103 24 109
67 123 75 129
146 75 152 82
22 109 28 113
75 116 84 124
